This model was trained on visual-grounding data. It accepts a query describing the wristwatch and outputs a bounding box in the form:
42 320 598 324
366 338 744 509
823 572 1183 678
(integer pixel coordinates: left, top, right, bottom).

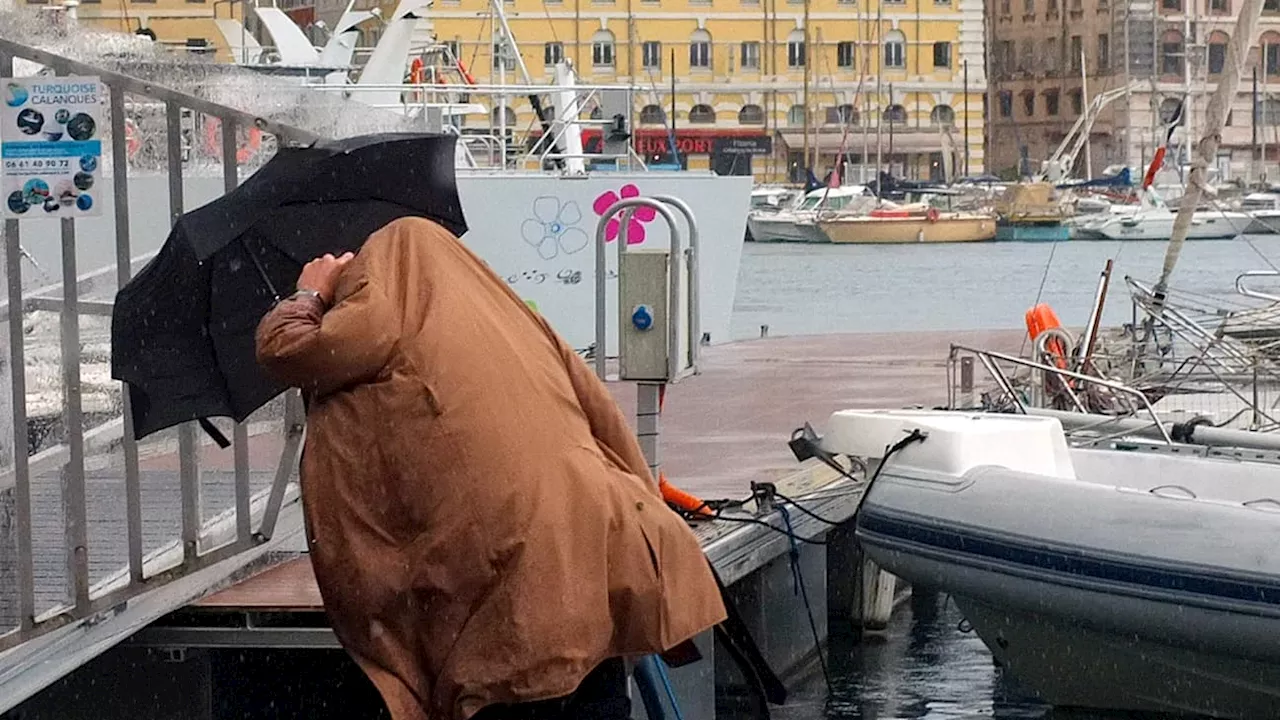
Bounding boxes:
288 288 325 305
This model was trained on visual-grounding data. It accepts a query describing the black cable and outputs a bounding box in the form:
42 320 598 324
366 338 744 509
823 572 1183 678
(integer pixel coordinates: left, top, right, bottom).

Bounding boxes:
674 508 828 546
771 490 842 527
779 505 832 696
851 429 928 524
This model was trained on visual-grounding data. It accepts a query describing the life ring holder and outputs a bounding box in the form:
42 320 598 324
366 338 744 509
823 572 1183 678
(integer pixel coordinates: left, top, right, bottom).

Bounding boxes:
925 207 940 223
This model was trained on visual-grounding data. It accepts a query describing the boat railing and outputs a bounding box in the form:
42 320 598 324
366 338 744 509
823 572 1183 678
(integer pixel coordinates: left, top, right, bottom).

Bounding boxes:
310 81 649 172
948 344 1174 444
1235 270 1280 303
0 36 316 712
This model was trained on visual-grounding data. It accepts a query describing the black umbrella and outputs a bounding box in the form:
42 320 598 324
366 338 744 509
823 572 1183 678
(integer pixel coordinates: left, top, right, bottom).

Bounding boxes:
111 133 467 444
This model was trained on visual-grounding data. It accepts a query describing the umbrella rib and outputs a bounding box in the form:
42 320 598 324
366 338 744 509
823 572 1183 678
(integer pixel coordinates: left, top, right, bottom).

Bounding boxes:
241 236 282 302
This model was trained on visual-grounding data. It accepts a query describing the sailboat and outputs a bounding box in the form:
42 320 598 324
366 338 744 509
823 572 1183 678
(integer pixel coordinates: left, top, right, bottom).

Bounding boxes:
796 3 1280 716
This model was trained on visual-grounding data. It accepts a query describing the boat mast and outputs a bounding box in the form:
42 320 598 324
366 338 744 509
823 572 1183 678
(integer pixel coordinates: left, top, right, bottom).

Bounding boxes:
1152 0 1265 308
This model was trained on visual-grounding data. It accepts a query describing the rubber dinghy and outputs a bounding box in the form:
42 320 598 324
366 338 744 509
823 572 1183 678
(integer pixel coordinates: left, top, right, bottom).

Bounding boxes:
812 409 1280 719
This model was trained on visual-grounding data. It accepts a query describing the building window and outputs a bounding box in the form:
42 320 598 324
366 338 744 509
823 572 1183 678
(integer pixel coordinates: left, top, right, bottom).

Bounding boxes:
639 105 666 124
1210 0 1228 10
1160 97 1183 123
930 104 955 126
1097 34 1109 69
739 104 765 124
825 104 858 124
1069 89 1083 115
1267 39 1280 74
837 41 855 68
1044 89 1060 115
592 30 615 68
1022 90 1035 116
741 41 761 69
787 105 806 126
1162 0 1182 9
1268 0 1280 11
1070 35 1082 71
1208 36 1228 73
545 42 564 66
1161 31 1184 75
787 30 806 68
1024 0 1034 12
1001 0 1011 11
1260 98 1280 125
932 41 951 68
688 104 716 124
642 41 662 69
690 30 712 69
1045 37 1059 72
884 30 906 69
493 42 515 71
999 90 1014 117
883 104 907 125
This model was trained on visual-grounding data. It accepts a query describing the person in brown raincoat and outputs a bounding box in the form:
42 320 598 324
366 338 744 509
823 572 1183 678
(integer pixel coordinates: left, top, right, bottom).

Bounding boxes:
254 216 727 720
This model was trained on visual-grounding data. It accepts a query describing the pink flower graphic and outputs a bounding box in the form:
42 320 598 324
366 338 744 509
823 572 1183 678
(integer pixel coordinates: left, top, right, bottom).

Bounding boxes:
592 183 655 245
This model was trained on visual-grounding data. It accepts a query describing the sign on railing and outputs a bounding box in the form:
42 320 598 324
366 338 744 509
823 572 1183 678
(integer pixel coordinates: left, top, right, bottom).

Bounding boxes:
2 75 105 219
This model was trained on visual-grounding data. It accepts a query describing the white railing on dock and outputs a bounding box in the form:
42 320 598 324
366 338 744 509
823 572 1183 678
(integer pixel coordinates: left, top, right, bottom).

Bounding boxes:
0 37 316 713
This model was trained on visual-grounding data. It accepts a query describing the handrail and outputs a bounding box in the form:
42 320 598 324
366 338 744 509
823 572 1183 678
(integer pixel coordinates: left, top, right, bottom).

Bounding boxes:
950 344 1175 444
1235 270 1280 303
0 37 309 689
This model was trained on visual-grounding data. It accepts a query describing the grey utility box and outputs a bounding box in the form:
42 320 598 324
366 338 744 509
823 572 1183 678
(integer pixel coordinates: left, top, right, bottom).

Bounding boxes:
618 249 671 381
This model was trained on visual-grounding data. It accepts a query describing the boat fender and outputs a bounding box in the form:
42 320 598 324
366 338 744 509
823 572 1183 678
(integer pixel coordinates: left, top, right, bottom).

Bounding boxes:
926 207 940 223
1170 415 1213 444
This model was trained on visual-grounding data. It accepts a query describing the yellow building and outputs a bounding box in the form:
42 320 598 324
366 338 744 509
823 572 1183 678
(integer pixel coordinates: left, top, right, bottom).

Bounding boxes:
426 0 987 181
31 0 250 63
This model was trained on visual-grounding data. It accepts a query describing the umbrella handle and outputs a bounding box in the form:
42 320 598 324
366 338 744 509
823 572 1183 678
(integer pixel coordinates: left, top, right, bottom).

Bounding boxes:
241 236 281 302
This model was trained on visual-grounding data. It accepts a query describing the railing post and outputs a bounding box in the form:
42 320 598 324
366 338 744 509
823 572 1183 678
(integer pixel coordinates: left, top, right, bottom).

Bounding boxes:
166 101 202 563
110 82 145 587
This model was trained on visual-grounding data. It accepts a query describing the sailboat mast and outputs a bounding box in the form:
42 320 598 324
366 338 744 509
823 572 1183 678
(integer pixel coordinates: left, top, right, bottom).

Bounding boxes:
1153 0 1266 305
803 0 811 178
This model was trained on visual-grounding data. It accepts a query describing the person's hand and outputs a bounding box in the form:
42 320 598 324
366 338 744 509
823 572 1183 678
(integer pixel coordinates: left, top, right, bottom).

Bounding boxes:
297 252 354 306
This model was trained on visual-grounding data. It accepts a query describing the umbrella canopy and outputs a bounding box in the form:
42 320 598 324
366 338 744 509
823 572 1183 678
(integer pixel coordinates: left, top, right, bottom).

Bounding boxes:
111 133 466 442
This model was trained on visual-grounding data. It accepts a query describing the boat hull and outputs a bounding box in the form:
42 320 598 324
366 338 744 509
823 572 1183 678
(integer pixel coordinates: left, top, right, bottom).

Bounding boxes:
832 410 1280 719
745 213 828 243
994 222 1070 242
1089 211 1251 240
818 215 996 244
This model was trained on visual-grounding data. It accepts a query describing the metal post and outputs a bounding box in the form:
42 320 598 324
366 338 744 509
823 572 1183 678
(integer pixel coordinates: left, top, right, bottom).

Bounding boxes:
59 216 90 612
1 50 35 631
636 383 661 480
167 101 201 563
963 59 970 178
110 83 145 586
220 117 251 547
959 356 974 408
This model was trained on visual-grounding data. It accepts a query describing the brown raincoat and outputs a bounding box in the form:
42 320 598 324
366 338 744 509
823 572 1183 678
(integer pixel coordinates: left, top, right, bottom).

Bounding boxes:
255 217 727 720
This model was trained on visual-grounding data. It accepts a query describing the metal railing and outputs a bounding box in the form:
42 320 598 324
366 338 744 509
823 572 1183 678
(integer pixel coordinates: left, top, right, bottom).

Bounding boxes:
0 37 317 679
947 344 1174 445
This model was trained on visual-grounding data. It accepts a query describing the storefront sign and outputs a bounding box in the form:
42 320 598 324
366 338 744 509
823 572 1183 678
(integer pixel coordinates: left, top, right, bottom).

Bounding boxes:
2 76 105 218
712 136 773 156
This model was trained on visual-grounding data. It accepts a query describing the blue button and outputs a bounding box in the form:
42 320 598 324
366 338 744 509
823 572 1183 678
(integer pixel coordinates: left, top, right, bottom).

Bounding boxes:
632 305 653 331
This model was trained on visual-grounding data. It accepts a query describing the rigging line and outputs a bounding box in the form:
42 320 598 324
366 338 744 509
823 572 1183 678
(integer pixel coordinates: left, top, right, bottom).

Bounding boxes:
1019 239 1062 359
1205 194 1280 271
540 0 560 45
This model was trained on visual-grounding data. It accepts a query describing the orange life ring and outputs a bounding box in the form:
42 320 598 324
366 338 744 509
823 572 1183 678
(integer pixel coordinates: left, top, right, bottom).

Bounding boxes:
926 207 940 223
409 57 426 84
123 118 141 159
1025 303 1069 370
202 117 262 164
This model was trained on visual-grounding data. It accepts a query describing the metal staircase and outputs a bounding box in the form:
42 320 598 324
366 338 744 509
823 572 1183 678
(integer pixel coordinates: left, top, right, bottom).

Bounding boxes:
0 38 320 714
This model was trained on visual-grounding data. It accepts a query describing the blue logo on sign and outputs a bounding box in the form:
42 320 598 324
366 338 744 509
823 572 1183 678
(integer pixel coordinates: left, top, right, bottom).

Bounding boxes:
4 83 27 108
